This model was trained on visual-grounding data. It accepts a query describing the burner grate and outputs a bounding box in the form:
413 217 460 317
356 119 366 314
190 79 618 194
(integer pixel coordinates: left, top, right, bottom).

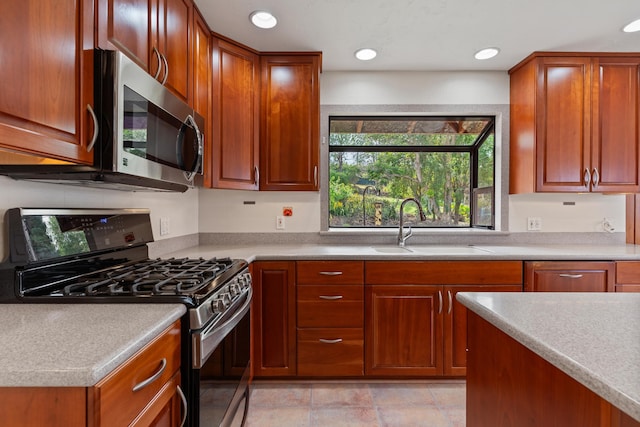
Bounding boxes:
49 257 237 297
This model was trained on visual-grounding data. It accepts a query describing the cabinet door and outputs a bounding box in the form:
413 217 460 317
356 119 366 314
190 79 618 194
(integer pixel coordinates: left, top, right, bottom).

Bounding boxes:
535 57 592 191
154 0 192 103
193 8 211 186
443 284 522 376
210 38 260 190
252 261 297 377
97 0 152 72
365 285 443 376
0 0 94 163
591 57 640 192
525 261 615 292
260 54 320 191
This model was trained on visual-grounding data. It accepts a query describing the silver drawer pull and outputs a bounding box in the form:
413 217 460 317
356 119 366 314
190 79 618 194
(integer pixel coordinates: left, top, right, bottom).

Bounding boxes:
132 358 167 392
177 384 187 427
319 295 343 300
319 338 343 344
319 271 343 276
558 274 584 279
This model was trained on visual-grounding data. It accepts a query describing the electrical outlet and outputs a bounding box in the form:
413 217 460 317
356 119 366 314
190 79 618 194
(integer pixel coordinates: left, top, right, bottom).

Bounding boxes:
276 215 285 230
527 217 542 231
160 217 170 236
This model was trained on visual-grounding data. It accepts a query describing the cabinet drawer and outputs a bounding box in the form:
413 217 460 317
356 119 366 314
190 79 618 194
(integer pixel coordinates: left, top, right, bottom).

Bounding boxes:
297 328 364 376
95 320 181 427
365 261 522 285
525 261 614 292
297 285 364 327
297 261 364 285
616 261 640 284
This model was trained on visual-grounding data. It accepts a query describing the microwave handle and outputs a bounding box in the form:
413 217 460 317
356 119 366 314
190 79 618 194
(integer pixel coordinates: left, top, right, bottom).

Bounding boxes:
177 114 203 182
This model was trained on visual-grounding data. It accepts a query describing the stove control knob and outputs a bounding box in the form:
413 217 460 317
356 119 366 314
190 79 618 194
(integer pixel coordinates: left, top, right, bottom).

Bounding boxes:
221 292 232 306
211 299 225 314
229 283 240 296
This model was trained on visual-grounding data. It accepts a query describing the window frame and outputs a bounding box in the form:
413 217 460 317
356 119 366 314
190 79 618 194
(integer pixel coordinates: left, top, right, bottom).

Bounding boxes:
320 105 508 234
327 115 495 230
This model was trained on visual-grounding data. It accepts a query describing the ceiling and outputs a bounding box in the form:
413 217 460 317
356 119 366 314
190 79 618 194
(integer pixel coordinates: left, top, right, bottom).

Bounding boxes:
193 0 640 72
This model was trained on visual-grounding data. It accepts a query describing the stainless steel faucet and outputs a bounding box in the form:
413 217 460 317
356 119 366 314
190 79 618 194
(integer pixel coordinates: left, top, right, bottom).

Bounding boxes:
397 198 427 247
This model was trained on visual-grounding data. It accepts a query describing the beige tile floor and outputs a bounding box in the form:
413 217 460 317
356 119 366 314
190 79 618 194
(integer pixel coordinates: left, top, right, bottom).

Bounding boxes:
245 381 466 427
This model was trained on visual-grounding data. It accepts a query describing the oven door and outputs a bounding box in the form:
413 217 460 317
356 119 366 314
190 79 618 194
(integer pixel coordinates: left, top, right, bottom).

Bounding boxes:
189 289 252 427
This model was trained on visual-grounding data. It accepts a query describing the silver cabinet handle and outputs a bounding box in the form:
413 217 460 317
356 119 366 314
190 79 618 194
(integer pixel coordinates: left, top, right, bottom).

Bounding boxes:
437 290 443 314
319 271 342 276
86 104 99 152
583 168 591 188
319 295 343 300
314 165 318 188
177 384 187 427
161 53 169 85
319 338 343 344
152 47 162 80
132 358 167 392
558 274 584 279
592 168 599 188
254 166 260 186
447 290 453 314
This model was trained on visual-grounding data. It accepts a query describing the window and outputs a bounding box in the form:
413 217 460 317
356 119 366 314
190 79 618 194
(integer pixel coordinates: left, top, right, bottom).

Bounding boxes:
328 116 495 229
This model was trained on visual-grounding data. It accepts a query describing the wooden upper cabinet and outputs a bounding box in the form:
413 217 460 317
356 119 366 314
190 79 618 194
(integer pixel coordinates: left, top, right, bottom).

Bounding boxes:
97 0 192 103
0 0 94 163
152 0 192 103
510 52 640 193
192 7 212 187
591 57 640 192
97 0 153 70
209 37 260 190
260 54 321 191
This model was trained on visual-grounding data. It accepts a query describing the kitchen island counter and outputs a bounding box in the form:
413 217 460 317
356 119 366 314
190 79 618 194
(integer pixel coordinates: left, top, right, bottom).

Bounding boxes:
0 304 185 387
457 292 640 424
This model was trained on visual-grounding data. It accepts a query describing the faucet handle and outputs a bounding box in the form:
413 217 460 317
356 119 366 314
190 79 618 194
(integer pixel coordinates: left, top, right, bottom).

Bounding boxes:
405 225 413 239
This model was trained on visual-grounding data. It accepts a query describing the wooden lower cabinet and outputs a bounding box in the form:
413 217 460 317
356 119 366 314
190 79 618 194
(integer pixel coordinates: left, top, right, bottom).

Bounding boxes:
297 328 364 376
365 261 523 377
366 284 443 376
0 320 182 427
252 261 297 377
444 284 521 376
525 261 615 292
615 261 640 292
466 312 639 427
296 261 365 377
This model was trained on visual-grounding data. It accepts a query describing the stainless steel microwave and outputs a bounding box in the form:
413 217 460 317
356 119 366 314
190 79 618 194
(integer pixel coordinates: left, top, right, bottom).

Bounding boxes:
0 49 204 192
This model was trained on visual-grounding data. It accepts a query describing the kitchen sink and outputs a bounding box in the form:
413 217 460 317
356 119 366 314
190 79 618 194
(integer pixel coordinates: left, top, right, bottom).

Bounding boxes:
371 245 494 255
371 246 414 253
409 245 494 254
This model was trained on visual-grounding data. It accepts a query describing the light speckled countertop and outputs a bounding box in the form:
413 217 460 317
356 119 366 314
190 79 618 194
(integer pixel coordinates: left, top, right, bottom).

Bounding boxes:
457 292 640 422
0 304 185 387
160 243 640 261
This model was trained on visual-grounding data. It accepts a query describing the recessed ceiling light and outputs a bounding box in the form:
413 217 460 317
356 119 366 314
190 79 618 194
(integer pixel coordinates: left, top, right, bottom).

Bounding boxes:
249 10 277 29
623 18 640 32
355 48 377 61
474 47 500 60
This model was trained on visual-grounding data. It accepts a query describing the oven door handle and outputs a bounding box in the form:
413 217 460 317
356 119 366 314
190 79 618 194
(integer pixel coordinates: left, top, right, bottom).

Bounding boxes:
192 287 253 369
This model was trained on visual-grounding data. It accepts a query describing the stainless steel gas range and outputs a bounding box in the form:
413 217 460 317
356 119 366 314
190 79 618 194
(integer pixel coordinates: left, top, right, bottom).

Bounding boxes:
0 208 251 427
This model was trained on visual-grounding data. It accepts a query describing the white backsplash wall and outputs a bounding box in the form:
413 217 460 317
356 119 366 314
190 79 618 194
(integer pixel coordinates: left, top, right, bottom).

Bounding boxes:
0 175 199 261
198 189 320 233
509 193 626 233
